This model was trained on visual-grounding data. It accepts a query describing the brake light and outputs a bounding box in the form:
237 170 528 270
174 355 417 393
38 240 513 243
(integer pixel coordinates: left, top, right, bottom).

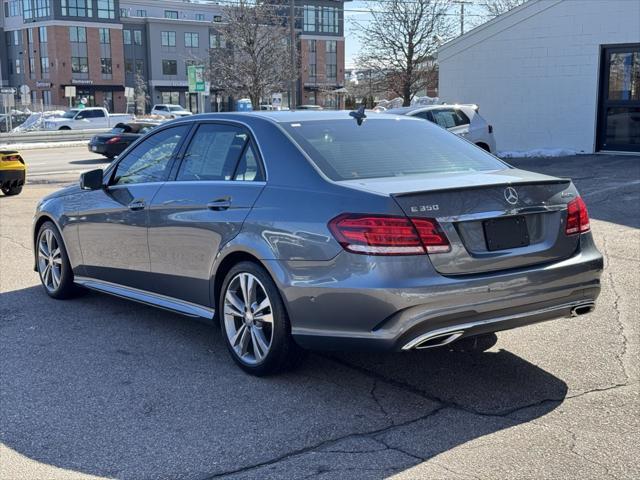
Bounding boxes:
106 136 121 144
328 214 450 255
565 197 590 235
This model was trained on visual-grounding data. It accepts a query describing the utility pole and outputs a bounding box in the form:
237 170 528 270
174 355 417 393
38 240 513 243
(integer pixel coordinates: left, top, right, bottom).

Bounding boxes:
289 0 296 108
454 0 471 36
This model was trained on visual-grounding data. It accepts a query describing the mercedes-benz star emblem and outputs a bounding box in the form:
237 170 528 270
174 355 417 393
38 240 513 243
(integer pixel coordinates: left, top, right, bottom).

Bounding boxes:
504 187 519 205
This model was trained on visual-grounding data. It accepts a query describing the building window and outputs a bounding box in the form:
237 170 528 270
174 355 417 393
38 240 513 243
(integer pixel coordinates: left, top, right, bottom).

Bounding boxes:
125 60 133 74
22 0 32 19
69 26 86 43
119 7 128 17
101 58 112 79
162 60 177 76
33 0 50 18
27 27 33 44
6 0 21 17
15 58 21 74
195 13 204 21
304 6 316 32
123 29 131 45
43 90 52 106
135 60 144 76
39 26 47 43
97 0 114 19
134 30 142 45
71 57 89 74
308 40 317 80
135 9 146 16
320 6 338 34
161 31 176 47
213 15 221 22
29 57 36 79
209 32 225 49
326 40 337 82
7 30 21 46
185 32 199 48
164 10 178 19
99 28 110 44
40 57 49 75
61 0 91 17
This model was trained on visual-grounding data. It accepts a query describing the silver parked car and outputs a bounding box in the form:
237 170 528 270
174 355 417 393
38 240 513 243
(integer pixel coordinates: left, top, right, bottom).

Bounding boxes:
386 104 497 153
33 111 602 375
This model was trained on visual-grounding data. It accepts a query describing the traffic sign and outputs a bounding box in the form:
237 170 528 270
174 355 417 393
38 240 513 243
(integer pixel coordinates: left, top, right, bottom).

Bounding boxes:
0 87 16 95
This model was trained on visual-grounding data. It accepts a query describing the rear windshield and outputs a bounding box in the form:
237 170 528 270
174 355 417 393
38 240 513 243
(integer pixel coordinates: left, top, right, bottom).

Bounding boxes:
281 118 505 181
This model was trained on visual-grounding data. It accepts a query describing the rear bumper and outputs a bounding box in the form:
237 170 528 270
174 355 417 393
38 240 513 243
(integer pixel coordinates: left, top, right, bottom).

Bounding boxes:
0 169 26 187
88 142 117 157
266 234 603 351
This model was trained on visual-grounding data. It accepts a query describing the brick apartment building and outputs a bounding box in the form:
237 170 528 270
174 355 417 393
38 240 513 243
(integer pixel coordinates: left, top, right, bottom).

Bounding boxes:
1 0 348 112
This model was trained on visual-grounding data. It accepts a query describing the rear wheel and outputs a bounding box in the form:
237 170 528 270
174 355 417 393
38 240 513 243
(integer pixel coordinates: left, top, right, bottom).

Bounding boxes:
1 185 22 196
219 261 305 376
36 222 77 299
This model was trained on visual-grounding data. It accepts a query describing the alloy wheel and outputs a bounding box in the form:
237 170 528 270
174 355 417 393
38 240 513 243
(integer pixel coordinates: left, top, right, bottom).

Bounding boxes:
38 228 63 292
223 272 274 365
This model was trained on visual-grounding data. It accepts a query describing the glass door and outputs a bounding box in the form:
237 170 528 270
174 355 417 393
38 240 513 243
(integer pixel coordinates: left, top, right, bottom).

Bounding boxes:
597 44 640 152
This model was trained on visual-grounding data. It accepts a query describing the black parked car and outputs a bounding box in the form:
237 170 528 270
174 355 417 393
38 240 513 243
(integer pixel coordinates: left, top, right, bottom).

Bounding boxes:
88 121 160 159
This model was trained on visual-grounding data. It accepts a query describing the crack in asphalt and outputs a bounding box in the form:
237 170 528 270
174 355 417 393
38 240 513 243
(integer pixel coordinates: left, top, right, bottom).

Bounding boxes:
601 234 631 383
369 379 392 423
0 234 31 253
429 460 482 480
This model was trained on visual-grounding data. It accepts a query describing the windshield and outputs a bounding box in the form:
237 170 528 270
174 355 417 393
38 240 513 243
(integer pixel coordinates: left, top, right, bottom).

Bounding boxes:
281 118 506 181
62 110 79 119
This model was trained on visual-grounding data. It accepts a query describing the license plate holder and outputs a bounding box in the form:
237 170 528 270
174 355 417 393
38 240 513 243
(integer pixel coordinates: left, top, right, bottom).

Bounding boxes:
483 216 530 251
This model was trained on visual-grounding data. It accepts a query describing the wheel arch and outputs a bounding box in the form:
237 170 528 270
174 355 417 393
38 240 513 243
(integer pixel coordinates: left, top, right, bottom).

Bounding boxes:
475 142 491 152
32 214 59 270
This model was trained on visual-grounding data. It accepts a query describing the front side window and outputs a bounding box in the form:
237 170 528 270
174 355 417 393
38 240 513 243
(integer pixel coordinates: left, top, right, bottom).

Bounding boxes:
112 125 190 185
281 119 505 181
177 124 263 182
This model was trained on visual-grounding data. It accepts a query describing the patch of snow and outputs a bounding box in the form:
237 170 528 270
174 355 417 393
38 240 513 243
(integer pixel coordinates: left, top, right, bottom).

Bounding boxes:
0 140 89 151
498 148 578 158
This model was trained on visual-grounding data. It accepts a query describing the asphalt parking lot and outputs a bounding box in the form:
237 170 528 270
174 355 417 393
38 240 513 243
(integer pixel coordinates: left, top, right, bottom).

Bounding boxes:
1 148 638 479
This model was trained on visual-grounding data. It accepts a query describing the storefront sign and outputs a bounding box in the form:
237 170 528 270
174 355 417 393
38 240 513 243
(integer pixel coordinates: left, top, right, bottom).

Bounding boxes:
188 65 205 93
35 81 52 88
71 79 94 85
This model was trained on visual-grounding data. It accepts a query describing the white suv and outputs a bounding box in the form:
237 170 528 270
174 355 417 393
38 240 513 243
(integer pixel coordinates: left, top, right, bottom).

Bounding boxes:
151 104 193 118
386 104 497 153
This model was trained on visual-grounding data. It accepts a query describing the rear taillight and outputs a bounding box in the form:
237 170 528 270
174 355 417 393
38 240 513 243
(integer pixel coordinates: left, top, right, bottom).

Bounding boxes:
565 197 590 235
328 214 450 256
106 136 121 144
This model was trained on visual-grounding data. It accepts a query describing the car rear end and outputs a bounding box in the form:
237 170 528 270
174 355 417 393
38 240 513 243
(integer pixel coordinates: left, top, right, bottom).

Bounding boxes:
272 115 602 351
0 150 26 195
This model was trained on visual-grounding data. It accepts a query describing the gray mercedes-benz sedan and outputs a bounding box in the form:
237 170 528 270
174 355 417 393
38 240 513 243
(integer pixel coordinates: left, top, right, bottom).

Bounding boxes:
32 111 603 375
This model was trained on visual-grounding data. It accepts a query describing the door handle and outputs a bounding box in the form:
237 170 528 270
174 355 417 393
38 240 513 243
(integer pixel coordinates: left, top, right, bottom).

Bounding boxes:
206 198 231 211
128 200 146 211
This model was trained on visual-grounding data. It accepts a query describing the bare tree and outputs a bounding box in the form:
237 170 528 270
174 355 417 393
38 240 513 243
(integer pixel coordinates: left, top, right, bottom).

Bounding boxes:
483 0 528 17
209 1 297 108
354 0 454 107
133 73 150 115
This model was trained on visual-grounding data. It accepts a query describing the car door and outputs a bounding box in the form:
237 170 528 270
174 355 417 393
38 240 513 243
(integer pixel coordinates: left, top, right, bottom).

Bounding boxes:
77 124 191 289
147 122 266 306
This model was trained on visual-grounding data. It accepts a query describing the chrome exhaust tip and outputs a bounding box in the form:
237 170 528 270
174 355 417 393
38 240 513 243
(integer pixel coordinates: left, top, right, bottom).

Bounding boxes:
570 302 595 317
402 331 464 350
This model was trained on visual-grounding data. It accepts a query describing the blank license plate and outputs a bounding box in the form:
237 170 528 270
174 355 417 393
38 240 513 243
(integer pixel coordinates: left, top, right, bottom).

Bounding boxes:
483 216 530 251
91 146 97 151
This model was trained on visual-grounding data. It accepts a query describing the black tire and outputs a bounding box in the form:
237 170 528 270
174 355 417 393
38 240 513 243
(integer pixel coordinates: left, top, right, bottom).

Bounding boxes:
58 126 71 130
1 185 22 196
218 261 305 376
36 221 78 299
449 332 498 353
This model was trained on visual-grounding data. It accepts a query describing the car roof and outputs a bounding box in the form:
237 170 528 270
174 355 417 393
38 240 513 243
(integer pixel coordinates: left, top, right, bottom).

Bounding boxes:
386 104 477 115
188 110 422 124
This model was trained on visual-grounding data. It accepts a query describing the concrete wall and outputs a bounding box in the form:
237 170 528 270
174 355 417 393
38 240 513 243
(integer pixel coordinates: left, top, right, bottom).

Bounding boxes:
437 0 640 153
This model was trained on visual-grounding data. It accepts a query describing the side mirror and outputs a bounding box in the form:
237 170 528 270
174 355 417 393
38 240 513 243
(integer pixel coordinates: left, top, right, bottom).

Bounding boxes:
80 169 104 190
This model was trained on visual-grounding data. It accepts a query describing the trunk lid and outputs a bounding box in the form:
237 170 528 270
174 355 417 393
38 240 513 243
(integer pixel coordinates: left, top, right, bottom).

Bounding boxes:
341 168 579 275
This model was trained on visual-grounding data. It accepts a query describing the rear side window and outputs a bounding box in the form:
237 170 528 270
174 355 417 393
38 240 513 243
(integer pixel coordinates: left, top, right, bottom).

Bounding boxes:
177 123 263 181
281 118 505 181
431 108 470 128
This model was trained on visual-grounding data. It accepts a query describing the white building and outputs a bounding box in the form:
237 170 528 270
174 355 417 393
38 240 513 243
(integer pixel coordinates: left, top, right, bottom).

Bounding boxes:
438 0 640 154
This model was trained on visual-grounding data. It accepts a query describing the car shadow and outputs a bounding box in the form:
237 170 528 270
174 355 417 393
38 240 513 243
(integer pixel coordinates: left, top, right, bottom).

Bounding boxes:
508 155 640 229
1 285 567 479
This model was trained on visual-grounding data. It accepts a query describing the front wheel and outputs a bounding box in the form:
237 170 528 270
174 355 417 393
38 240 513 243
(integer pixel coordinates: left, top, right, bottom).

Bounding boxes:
1 185 22 196
36 221 77 299
219 261 305 376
